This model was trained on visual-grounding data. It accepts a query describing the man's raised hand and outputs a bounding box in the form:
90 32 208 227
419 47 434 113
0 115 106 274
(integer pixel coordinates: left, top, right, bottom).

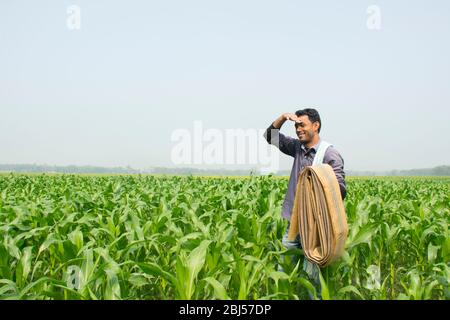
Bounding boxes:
272 112 300 129
283 113 301 123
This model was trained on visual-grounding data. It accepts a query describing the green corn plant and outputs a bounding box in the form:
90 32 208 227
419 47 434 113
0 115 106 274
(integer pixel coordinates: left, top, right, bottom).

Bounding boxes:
0 173 448 300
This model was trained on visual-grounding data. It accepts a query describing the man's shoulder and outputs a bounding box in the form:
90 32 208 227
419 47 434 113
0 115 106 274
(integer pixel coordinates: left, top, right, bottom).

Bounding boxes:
324 144 344 160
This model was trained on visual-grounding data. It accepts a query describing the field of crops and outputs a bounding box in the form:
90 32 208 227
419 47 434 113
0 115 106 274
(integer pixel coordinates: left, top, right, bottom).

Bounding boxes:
0 173 449 300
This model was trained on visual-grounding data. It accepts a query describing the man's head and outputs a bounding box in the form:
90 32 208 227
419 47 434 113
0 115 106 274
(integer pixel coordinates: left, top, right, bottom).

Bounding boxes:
294 108 321 144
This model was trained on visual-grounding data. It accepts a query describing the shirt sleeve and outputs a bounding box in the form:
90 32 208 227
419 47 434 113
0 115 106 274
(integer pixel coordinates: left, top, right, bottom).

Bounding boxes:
263 123 297 158
324 147 347 199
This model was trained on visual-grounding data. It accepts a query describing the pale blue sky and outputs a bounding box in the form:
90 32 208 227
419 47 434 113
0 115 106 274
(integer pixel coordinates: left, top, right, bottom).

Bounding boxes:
1 0 449 171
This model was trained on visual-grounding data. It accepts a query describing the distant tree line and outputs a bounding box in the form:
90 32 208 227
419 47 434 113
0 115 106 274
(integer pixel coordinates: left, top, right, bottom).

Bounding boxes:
346 165 450 176
0 164 140 174
149 167 260 176
1 164 449 176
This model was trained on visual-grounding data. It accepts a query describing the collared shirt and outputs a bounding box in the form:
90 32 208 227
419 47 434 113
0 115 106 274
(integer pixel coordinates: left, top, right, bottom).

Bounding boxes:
264 123 347 220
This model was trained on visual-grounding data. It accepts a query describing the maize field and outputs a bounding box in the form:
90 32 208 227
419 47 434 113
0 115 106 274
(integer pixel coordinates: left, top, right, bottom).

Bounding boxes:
0 173 449 300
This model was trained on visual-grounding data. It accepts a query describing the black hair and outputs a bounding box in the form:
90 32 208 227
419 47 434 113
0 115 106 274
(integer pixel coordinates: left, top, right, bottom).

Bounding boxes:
295 108 321 133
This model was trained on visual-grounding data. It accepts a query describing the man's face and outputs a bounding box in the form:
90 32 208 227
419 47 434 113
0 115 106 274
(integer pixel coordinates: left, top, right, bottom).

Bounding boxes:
295 115 319 144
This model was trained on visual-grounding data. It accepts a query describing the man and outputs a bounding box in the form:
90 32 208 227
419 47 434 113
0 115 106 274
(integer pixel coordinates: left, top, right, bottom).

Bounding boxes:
263 108 346 289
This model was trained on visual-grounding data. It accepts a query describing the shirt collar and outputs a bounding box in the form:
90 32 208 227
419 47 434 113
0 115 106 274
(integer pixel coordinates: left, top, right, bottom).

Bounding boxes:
301 138 321 153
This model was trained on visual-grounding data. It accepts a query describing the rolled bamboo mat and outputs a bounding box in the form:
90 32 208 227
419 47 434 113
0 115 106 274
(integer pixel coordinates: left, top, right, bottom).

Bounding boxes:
287 164 348 267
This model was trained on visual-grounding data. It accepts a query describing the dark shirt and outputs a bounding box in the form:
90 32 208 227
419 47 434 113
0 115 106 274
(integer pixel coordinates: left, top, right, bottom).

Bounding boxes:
264 124 346 220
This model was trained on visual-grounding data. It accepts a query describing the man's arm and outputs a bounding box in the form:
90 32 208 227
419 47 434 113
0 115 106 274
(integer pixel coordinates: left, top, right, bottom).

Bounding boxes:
263 113 300 158
324 147 347 199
